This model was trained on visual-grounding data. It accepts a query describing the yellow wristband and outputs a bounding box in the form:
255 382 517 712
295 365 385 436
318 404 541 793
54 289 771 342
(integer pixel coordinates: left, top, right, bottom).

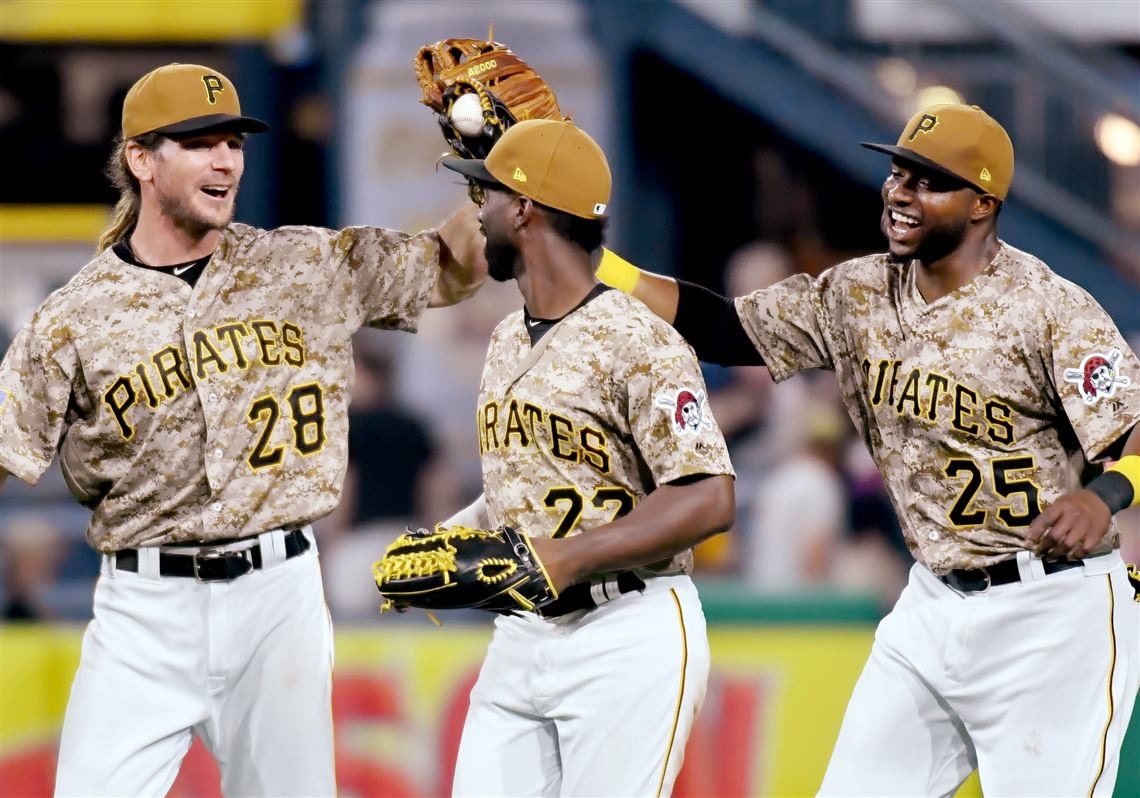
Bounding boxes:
1107 454 1140 508
596 248 641 295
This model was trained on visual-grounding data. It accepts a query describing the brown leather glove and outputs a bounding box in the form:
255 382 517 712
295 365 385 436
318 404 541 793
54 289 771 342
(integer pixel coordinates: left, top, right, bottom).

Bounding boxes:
414 28 562 160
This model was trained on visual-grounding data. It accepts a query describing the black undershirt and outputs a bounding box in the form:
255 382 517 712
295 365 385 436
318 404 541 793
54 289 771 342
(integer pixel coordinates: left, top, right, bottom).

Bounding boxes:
673 279 765 367
113 239 211 287
524 283 612 346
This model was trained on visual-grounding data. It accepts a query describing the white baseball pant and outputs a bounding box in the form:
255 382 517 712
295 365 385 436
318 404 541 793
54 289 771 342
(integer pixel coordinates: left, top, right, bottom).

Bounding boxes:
819 550 1139 797
452 573 710 797
53 527 336 797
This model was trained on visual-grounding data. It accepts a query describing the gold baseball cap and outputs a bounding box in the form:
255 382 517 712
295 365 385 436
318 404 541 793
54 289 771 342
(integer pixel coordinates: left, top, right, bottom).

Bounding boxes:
442 119 611 219
861 104 1014 200
121 63 269 140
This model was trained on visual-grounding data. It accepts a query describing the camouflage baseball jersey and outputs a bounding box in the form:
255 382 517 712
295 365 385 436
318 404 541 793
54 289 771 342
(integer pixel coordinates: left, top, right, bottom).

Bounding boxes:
478 288 734 576
0 222 440 551
736 241 1140 573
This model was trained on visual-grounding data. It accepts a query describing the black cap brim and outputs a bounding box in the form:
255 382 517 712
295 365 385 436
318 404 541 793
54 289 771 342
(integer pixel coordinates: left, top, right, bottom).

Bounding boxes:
153 113 270 136
440 156 502 186
860 142 984 193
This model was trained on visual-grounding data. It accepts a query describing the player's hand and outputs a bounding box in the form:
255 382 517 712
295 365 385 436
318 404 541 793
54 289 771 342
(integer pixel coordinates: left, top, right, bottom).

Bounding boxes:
528 535 579 593
431 204 488 307
1025 489 1112 559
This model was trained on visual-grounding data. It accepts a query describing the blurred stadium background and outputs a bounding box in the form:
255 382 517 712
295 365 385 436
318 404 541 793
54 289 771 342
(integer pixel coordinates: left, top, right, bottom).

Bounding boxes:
1 0 1138 795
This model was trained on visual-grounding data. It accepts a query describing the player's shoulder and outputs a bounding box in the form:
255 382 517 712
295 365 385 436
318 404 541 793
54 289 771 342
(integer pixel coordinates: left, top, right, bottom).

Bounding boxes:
489 308 526 341
587 289 701 364
219 222 321 255
31 248 120 319
819 252 894 293
994 241 1105 315
220 222 428 265
592 288 687 343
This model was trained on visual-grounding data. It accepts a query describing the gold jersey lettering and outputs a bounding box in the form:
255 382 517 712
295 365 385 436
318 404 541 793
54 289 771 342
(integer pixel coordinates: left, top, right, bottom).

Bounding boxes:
216 322 251 369
251 320 282 366
477 399 614 474
152 345 193 398
864 360 1018 446
281 321 306 367
504 400 530 448
193 330 229 379
103 376 138 439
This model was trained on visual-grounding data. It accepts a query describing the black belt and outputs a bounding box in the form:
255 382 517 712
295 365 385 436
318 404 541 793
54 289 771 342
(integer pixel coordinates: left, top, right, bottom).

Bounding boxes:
940 557 1082 594
540 571 646 618
115 528 310 582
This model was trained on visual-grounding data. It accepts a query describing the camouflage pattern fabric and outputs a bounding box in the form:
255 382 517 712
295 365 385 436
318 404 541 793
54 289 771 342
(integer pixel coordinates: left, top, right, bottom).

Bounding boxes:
477 289 734 576
0 223 440 550
735 241 1140 573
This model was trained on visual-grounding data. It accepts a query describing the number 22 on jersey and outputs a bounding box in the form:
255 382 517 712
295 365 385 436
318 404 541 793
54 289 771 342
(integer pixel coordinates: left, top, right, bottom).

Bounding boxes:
544 485 636 538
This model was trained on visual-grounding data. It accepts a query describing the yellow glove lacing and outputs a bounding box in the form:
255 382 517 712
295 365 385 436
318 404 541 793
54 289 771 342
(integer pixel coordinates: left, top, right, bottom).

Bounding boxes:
371 525 510 584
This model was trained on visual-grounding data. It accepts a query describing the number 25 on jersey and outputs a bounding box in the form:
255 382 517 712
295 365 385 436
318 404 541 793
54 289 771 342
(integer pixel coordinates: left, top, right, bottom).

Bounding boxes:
945 455 1041 528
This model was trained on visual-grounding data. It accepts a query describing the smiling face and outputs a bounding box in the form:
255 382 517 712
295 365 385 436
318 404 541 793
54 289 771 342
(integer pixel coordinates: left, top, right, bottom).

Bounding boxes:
137 130 245 234
880 158 980 265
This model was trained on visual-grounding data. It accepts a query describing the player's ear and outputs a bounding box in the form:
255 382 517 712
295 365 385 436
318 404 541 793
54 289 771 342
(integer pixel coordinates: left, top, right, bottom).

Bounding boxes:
514 195 534 231
971 193 1000 224
125 139 155 184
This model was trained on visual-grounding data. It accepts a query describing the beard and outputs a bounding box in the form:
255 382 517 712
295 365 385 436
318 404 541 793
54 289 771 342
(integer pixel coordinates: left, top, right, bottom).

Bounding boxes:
883 213 969 265
158 184 237 235
484 234 520 283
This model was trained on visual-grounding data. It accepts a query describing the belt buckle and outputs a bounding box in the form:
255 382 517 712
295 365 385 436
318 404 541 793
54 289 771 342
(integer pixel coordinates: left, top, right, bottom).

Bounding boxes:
972 567 992 594
192 546 251 582
944 567 991 596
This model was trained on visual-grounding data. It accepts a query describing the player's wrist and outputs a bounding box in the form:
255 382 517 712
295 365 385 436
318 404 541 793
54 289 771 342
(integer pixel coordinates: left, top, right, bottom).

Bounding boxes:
1085 455 1140 514
596 248 641 295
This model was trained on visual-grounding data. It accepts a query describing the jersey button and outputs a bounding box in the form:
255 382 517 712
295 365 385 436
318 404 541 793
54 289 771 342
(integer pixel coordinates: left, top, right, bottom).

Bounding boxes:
208 393 219 403
187 309 196 318
211 502 222 513
213 448 224 459
927 531 939 541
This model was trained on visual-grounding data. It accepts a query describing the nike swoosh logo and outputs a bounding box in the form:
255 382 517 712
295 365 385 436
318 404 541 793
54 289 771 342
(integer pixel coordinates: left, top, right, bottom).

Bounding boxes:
527 319 542 327
173 264 195 276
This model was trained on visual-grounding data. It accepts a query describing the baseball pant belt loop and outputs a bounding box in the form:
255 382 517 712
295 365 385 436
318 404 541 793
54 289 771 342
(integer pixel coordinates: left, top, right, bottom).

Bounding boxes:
939 555 1083 595
540 571 647 618
113 527 310 582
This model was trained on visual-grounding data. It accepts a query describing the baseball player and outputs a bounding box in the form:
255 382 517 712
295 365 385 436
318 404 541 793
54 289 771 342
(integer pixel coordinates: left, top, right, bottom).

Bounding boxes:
595 104 1140 795
437 119 735 796
0 63 485 796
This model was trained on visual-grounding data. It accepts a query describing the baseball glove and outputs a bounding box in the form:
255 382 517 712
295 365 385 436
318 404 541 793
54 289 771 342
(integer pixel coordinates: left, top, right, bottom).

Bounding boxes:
414 27 562 161
372 524 559 614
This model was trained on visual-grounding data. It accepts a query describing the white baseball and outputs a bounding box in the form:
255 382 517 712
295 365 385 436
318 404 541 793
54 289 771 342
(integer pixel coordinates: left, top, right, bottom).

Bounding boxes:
450 93 485 137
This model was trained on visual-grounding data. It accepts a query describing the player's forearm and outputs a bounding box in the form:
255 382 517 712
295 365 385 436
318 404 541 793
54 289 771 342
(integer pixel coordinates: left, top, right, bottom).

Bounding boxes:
430 204 487 307
1086 424 1140 514
1029 424 1140 558
596 249 679 323
553 475 734 585
597 249 763 366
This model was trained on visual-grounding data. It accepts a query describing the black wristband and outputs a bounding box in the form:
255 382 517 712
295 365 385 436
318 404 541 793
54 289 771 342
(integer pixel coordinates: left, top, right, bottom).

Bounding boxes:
1085 470 1135 515
673 280 765 367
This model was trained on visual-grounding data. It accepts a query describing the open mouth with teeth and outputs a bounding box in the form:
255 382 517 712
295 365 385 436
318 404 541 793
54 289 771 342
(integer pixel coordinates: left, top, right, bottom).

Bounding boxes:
888 209 921 239
201 186 230 199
